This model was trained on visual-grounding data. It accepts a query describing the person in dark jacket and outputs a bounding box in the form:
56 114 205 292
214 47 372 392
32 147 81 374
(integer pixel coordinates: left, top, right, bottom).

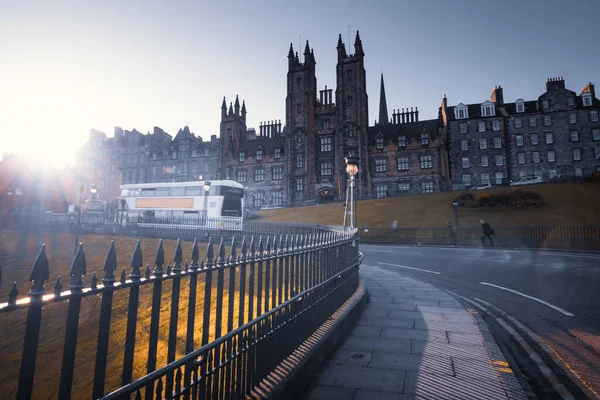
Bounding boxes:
480 219 494 246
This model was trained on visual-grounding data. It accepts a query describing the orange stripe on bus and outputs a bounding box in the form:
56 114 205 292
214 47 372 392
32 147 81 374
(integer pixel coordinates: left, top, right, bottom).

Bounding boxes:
135 198 194 208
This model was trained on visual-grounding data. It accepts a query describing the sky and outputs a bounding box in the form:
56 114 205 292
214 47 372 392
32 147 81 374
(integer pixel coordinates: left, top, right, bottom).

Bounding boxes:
1 0 599 168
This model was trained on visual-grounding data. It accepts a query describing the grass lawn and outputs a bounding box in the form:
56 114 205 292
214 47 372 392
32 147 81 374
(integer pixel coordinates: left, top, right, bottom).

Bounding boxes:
258 182 600 228
0 230 286 399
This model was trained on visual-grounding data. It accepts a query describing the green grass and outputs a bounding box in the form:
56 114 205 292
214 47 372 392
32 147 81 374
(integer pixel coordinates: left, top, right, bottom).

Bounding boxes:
0 231 285 399
258 182 600 228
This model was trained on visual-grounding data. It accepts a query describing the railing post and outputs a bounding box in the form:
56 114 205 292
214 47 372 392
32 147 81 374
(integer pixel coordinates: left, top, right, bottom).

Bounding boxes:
165 239 184 398
92 241 117 399
121 240 143 386
183 238 200 400
17 245 49 400
145 239 165 400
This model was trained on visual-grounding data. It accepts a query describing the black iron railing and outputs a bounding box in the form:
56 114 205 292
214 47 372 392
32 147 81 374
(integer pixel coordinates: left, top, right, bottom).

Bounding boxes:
359 225 600 250
0 223 360 399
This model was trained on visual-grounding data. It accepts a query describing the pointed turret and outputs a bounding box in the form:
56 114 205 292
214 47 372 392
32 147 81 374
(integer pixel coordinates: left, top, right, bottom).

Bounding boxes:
234 95 240 115
354 30 364 57
294 51 299 64
241 100 247 123
311 48 316 64
288 43 295 68
379 73 389 125
228 102 233 115
337 34 347 60
221 96 227 118
304 40 315 64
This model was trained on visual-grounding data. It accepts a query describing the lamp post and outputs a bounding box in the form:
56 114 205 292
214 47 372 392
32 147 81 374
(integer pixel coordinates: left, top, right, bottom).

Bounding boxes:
203 180 211 226
74 185 84 254
120 199 126 225
452 201 460 227
344 156 359 229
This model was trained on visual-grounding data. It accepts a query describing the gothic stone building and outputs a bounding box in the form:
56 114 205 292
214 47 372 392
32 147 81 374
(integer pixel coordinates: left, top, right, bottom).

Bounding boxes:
218 31 451 208
443 78 600 190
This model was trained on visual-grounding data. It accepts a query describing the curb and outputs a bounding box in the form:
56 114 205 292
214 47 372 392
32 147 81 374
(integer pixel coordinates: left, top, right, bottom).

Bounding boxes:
251 279 368 400
361 242 600 255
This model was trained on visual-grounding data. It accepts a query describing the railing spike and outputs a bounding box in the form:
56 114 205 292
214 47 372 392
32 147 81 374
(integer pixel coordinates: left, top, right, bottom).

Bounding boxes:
183 260 189 272
278 235 284 254
145 264 151 279
191 238 199 268
249 236 256 260
69 243 87 291
166 264 172 275
231 237 237 260
154 239 165 275
8 282 19 304
217 237 226 266
91 272 98 289
272 235 278 255
258 236 264 256
130 240 143 281
206 237 214 268
240 236 247 261
173 238 183 272
265 235 271 256
28 244 49 296
103 240 117 285
120 268 127 284
54 275 63 296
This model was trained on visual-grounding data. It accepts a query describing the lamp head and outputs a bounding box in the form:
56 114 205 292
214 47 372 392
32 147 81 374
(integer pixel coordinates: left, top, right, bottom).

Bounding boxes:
344 156 360 176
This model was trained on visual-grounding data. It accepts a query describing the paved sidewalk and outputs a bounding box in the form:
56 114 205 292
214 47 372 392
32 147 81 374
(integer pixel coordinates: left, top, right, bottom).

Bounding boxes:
302 263 527 400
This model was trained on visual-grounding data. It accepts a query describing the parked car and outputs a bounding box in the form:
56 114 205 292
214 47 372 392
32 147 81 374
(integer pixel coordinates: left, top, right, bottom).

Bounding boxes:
302 199 317 206
471 183 493 190
260 204 282 210
551 174 584 183
510 176 542 186
244 208 260 219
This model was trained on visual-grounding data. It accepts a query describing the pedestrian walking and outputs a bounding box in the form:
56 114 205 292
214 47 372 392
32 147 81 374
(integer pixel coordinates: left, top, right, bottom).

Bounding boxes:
447 221 458 245
480 219 494 246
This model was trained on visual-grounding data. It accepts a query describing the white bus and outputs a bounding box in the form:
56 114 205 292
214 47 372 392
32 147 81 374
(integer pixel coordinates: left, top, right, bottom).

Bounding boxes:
118 180 245 230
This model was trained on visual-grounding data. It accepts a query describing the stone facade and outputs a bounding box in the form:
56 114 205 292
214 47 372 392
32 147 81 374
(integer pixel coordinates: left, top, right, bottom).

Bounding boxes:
76 34 600 209
443 79 600 190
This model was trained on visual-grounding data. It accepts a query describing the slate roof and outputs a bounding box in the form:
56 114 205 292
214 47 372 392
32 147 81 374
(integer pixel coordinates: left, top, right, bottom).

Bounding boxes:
367 119 441 142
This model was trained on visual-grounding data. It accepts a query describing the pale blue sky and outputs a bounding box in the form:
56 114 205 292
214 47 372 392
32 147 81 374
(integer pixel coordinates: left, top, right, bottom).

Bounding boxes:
1 0 598 167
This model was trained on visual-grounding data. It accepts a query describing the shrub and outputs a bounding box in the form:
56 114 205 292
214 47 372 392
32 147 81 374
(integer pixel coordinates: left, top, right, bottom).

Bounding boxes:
455 190 543 208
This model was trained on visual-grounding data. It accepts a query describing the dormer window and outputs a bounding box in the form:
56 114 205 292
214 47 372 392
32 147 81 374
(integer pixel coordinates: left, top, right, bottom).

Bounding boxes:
256 147 263 161
516 99 525 113
420 133 429 145
455 103 468 119
542 100 549 109
376 137 384 149
481 101 495 117
583 93 593 107
398 135 407 147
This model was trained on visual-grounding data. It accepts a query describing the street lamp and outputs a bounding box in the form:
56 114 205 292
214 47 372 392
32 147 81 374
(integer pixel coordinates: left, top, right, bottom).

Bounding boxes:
452 201 460 227
203 180 211 225
74 185 84 254
90 184 97 199
344 156 359 229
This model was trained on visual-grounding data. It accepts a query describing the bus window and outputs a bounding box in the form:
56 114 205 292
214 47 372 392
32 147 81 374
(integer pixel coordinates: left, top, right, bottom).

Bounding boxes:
141 189 155 197
156 188 170 196
171 187 185 196
120 188 129 196
185 187 202 196
222 191 242 217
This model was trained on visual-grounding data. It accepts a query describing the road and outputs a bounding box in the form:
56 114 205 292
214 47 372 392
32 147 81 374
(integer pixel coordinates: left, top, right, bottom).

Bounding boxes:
360 244 600 399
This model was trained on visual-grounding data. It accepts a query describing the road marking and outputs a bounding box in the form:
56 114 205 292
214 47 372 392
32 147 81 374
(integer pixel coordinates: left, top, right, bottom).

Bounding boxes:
377 262 441 274
460 256 561 268
479 282 574 316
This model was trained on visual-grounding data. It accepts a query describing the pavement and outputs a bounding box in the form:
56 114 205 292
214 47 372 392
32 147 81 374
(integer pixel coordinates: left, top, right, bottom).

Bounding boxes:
302 263 527 400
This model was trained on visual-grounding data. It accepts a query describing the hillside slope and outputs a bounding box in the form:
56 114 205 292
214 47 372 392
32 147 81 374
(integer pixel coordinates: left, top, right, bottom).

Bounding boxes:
258 182 600 228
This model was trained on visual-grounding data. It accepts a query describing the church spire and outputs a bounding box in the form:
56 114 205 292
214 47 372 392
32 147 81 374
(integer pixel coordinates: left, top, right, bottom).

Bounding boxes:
379 73 389 125
354 30 364 57
234 94 240 115
337 33 347 60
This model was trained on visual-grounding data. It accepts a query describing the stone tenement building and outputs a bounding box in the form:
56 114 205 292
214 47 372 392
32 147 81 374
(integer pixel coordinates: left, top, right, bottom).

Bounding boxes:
442 78 600 190
75 126 220 204
76 32 600 209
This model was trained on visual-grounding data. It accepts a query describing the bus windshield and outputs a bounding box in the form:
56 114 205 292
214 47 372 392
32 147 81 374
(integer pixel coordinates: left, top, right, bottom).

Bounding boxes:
221 187 243 217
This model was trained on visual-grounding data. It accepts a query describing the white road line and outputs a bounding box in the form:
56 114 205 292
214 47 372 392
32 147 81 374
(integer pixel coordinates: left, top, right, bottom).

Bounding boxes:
377 262 441 275
460 256 561 268
479 282 574 316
